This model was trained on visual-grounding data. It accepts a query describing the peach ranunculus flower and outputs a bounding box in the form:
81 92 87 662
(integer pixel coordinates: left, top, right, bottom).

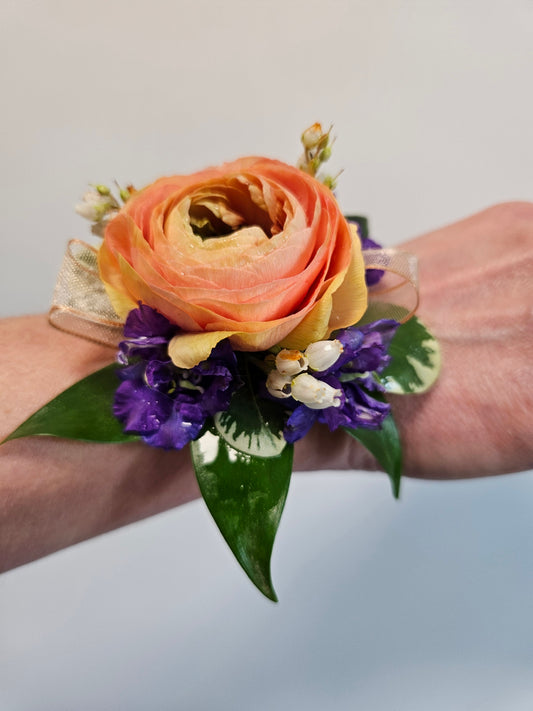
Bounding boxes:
98 157 368 368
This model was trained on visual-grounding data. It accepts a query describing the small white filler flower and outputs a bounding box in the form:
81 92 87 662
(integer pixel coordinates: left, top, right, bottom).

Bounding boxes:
75 186 119 223
266 371 293 399
291 373 342 410
275 349 308 376
304 339 343 372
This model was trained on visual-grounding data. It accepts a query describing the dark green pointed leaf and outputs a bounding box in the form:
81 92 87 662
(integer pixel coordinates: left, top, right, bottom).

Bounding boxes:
191 430 293 601
214 364 286 458
344 413 402 498
3 364 138 444
378 315 441 394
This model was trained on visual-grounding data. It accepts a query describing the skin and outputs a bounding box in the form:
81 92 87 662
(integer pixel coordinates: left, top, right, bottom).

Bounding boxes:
0 202 532 572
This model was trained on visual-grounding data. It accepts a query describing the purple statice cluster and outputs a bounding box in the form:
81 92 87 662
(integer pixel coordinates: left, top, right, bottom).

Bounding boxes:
113 304 239 449
282 320 399 443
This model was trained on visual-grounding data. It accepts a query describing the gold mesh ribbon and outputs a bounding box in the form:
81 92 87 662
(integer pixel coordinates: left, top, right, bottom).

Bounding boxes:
362 248 419 323
48 242 418 347
49 239 124 347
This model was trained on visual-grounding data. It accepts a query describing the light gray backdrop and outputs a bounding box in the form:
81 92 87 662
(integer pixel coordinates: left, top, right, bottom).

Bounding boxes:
1 1 533 709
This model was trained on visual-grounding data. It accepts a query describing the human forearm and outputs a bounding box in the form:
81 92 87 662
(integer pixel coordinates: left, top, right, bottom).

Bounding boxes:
0 316 199 571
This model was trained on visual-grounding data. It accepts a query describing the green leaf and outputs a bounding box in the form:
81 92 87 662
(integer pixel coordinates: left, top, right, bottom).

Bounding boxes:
214 359 286 458
378 315 441 394
191 430 293 601
3 364 138 444
344 413 402 498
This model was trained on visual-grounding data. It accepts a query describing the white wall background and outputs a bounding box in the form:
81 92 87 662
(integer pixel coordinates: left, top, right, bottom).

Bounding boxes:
1 1 533 709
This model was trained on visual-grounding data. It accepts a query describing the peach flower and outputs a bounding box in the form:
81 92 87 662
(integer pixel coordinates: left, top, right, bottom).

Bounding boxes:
98 157 367 368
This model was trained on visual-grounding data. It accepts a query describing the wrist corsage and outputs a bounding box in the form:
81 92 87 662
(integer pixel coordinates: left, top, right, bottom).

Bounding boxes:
5 124 440 600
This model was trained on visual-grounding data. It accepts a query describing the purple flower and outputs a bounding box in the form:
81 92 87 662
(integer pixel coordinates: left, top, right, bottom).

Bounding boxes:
330 376 391 430
143 402 206 449
280 319 399 442
337 319 398 374
284 405 316 444
124 303 176 340
114 379 173 434
114 304 239 450
117 303 177 364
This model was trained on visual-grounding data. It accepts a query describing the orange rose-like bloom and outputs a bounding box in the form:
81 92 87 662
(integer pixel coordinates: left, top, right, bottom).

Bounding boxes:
98 157 367 368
